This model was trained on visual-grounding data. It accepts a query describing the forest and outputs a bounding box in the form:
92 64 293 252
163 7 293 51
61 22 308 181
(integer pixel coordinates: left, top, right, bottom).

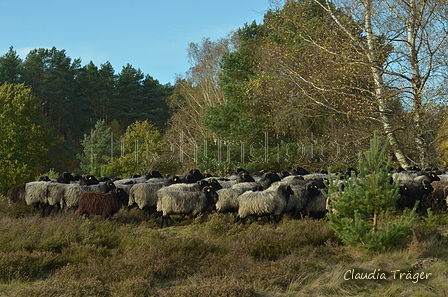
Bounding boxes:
0 0 448 194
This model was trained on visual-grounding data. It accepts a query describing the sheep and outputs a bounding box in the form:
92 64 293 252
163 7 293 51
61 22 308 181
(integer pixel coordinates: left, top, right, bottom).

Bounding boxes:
268 179 322 219
205 171 256 188
414 171 440 183
257 170 281 189
214 172 265 213
215 187 249 214
424 180 448 213
179 169 205 183
61 180 116 211
7 184 26 206
158 179 211 193
45 182 74 215
303 190 328 219
157 186 219 227
57 172 77 184
25 181 50 209
79 174 100 185
113 170 163 185
397 180 434 213
128 175 181 212
235 184 294 228
290 166 309 175
78 187 129 218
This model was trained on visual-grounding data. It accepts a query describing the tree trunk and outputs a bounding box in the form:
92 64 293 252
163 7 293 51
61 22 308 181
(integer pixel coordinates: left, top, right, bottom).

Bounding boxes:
407 0 427 167
372 209 378 234
364 0 408 168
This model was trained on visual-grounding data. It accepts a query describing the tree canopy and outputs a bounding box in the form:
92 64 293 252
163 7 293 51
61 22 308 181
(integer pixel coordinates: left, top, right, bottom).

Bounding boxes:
0 82 52 194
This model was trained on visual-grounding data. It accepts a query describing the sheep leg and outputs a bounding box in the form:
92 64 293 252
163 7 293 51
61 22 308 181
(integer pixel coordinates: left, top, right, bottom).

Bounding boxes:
41 203 51 217
273 215 282 228
160 216 167 228
160 215 173 228
46 204 55 216
177 214 187 223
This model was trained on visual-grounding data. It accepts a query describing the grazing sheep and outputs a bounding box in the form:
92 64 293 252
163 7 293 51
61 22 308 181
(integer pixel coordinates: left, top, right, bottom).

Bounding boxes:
78 187 129 218
235 185 294 227
157 186 219 227
128 175 181 212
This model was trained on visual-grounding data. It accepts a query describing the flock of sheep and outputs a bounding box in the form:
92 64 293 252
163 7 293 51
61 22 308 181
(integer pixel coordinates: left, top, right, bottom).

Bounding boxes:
5 165 448 227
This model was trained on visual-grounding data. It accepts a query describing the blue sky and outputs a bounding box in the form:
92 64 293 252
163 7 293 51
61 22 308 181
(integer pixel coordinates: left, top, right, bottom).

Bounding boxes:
0 0 270 85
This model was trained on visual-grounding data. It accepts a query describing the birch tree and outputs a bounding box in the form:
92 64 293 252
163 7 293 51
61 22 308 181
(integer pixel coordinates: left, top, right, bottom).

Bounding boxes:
310 0 448 167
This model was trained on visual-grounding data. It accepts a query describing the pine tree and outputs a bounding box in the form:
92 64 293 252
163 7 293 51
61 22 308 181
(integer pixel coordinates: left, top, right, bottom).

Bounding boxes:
77 120 111 176
326 132 418 251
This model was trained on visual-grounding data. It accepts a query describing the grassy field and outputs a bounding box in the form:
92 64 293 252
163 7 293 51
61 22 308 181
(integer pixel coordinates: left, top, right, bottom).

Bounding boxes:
0 197 447 297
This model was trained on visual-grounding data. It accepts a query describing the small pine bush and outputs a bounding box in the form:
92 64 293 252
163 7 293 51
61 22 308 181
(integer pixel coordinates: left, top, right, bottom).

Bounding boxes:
326 132 419 252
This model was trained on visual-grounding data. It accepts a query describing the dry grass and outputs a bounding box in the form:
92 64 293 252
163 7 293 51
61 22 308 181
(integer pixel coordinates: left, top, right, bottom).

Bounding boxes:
0 197 447 296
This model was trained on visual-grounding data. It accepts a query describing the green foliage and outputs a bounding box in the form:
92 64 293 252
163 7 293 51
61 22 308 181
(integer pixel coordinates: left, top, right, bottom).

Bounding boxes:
107 120 162 177
37 168 60 180
326 132 419 251
0 47 173 174
77 120 112 176
0 82 52 195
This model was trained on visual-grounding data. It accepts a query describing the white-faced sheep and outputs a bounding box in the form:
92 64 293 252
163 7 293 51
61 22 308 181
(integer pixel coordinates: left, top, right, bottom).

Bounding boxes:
128 175 181 212
157 186 219 228
235 184 294 227
78 187 129 218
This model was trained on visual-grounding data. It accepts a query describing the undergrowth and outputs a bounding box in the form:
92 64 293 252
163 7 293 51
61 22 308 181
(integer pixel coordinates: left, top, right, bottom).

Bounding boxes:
0 197 447 296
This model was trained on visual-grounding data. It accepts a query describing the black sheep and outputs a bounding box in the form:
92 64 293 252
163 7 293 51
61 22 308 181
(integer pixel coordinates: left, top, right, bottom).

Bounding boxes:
397 180 434 213
78 187 128 218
